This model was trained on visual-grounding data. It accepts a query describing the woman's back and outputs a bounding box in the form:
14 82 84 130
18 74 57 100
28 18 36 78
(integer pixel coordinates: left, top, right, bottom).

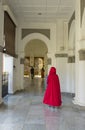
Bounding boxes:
43 67 62 107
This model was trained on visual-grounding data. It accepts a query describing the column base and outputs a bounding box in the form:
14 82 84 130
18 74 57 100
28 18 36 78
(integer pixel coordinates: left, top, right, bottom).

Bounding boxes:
73 97 85 106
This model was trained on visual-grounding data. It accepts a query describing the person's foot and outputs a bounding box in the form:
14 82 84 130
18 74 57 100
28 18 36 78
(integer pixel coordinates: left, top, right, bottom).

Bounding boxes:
50 106 55 112
47 105 51 109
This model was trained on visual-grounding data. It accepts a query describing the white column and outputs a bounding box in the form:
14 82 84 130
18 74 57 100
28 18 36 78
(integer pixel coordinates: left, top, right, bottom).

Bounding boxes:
78 58 85 105
47 52 56 73
67 50 75 93
44 53 48 76
15 26 25 91
73 0 80 105
68 18 75 94
47 53 52 73
73 0 85 106
55 53 68 92
73 41 85 106
16 52 24 90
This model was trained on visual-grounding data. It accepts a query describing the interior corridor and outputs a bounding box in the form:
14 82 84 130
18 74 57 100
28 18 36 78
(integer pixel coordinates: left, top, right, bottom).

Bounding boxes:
0 77 85 130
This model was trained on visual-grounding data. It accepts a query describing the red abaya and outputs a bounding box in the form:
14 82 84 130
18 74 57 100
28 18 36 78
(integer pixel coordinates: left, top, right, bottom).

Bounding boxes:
43 67 62 107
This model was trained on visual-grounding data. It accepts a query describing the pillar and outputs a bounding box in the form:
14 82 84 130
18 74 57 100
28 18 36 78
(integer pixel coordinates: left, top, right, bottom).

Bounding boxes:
47 52 56 73
55 53 68 92
67 50 75 93
17 52 24 90
73 0 85 106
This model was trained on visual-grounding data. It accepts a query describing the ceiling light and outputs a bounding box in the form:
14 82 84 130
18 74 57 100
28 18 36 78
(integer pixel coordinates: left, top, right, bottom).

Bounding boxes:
38 13 42 15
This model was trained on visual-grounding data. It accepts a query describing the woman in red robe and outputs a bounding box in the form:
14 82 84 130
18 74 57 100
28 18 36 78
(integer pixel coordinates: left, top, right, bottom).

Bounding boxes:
43 67 62 107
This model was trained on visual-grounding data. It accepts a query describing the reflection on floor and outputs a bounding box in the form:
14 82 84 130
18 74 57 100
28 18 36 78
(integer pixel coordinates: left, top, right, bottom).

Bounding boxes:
0 77 85 130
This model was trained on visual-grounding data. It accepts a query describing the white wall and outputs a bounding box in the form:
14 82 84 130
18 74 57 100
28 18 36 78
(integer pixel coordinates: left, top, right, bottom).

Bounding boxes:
67 63 75 93
3 54 14 94
56 57 68 92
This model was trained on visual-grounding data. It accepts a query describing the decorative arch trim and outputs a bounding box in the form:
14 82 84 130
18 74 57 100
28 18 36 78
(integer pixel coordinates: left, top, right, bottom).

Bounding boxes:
22 28 50 39
22 33 50 52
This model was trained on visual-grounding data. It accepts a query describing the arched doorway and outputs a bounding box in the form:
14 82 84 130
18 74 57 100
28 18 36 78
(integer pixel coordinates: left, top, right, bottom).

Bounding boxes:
24 39 48 78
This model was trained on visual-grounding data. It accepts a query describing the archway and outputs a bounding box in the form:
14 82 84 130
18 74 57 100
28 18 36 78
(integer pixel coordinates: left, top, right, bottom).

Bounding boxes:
22 33 50 50
24 39 48 78
20 33 50 89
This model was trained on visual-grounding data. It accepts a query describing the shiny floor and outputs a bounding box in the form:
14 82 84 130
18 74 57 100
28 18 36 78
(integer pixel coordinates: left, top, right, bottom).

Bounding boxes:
0 77 85 130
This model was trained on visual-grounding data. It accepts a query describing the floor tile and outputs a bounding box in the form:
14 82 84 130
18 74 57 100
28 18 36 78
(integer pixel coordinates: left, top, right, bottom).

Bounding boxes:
0 77 85 130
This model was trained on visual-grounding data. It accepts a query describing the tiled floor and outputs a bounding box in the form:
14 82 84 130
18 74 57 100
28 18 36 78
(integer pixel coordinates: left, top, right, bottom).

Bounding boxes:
0 77 85 130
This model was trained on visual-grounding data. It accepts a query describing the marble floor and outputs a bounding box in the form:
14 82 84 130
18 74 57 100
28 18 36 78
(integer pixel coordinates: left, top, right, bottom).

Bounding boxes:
0 77 85 130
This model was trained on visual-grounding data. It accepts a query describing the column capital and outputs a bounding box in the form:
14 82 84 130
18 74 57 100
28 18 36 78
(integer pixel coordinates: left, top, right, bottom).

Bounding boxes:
55 53 68 58
47 52 55 58
67 49 75 63
68 56 75 63
68 49 75 57
79 49 85 60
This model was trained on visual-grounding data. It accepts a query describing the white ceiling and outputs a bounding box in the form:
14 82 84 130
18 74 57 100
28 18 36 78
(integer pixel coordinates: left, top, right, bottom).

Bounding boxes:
3 0 75 23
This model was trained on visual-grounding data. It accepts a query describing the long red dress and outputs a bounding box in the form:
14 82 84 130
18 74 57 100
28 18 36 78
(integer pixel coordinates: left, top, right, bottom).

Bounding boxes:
43 67 62 107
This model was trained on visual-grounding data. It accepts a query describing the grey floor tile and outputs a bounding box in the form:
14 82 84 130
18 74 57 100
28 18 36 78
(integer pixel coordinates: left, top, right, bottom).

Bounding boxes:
0 124 23 130
0 77 85 130
23 124 46 130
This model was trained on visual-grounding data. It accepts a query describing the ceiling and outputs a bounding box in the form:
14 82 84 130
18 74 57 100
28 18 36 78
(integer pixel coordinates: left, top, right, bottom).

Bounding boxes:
3 0 75 23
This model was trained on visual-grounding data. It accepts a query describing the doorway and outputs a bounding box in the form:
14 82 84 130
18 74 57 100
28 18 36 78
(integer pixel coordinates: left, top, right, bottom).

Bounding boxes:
24 39 48 78
24 57 44 77
34 57 44 77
